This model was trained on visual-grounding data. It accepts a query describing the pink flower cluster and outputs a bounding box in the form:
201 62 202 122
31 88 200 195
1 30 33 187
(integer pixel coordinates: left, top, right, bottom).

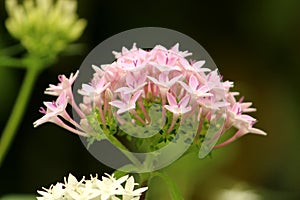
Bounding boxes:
34 43 266 150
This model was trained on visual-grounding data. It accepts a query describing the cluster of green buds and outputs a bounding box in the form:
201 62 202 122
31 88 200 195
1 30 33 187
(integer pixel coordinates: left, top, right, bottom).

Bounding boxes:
5 0 86 60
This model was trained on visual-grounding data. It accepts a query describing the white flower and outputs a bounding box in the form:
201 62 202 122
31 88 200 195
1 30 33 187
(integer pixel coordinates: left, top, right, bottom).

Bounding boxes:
122 176 148 200
215 184 262 200
37 173 148 200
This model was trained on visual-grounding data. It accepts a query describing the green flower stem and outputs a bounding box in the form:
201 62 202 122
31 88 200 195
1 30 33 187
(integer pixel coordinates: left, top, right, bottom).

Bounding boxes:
0 67 40 167
147 171 184 200
0 44 23 56
0 56 25 68
105 133 142 169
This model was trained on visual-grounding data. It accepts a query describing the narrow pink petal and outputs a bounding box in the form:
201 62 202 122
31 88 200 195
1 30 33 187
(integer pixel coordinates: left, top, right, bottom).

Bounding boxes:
56 91 67 107
109 100 125 109
168 75 182 86
170 43 179 53
178 95 190 108
249 128 267 135
131 90 143 103
193 60 205 69
137 73 147 85
70 70 79 84
178 81 193 94
182 106 192 114
168 55 177 66
159 73 168 83
189 75 199 90
157 51 166 65
98 77 105 88
122 46 129 55
164 105 176 113
115 87 131 93
147 76 160 85
78 84 94 96
44 102 56 111
121 93 131 103
126 73 135 88
240 114 256 122
166 92 177 106
117 108 129 115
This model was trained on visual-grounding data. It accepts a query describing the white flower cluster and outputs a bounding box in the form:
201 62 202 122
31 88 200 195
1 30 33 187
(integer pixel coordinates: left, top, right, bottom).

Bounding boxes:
37 173 148 200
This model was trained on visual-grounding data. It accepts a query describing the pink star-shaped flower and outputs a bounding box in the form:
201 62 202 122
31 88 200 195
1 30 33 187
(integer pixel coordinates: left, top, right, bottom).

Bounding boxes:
78 77 111 98
164 92 191 117
109 90 143 114
147 73 182 95
45 70 79 96
33 91 69 127
179 74 213 99
115 72 147 94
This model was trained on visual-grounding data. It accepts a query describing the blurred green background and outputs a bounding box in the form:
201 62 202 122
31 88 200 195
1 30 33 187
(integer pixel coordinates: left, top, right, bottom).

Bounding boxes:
0 0 299 199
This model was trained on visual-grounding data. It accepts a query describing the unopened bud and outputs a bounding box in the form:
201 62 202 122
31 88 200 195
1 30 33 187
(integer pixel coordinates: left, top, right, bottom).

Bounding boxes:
105 88 113 101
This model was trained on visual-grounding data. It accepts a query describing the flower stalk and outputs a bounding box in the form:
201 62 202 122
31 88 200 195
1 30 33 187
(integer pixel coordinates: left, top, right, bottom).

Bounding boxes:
0 0 86 167
0 67 40 166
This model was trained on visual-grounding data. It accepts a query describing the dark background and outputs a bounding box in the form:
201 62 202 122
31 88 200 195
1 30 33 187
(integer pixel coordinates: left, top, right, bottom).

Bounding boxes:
0 0 300 199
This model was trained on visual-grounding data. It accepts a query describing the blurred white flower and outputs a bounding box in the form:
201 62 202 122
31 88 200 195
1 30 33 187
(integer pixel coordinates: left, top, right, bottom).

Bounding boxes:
215 184 262 200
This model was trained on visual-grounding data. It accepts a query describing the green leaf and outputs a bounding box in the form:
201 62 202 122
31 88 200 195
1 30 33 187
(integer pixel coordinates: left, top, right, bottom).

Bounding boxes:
0 194 36 200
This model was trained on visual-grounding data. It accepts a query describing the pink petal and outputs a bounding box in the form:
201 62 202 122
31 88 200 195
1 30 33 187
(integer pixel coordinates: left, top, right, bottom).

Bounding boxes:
193 60 205 69
166 92 177 106
182 106 192 114
168 55 177 66
44 102 57 111
157 51 166 65
121 93 131 103
131 90 143 103
147 76 160 85
122 46 129 55
159 73 168 83
249 128 267 135
115 87 132 94
56 91 68 107
178 95 190 108
189 75 199 90
98 77 106 88
126 73 135 88
164 105 176 113
178 81 191 93
170 43 179 53
168 75 182 86
109 100 125 109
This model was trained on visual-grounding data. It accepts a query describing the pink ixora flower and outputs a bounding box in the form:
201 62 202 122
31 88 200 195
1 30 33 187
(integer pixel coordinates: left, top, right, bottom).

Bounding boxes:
147 73 182 98
179 74 213 100
33 91 69 127
78 76 111 105
34 42 266 154
34 91 87 137
115 72 147 94
45 70 79 97
164 92 191 117
109 90 143 115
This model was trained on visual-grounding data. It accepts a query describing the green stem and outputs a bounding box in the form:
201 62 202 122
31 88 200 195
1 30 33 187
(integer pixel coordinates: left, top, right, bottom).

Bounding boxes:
0 44 24 56
105 133 142 169
0 68 39 167
150 171 184 200
0 56 25 68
